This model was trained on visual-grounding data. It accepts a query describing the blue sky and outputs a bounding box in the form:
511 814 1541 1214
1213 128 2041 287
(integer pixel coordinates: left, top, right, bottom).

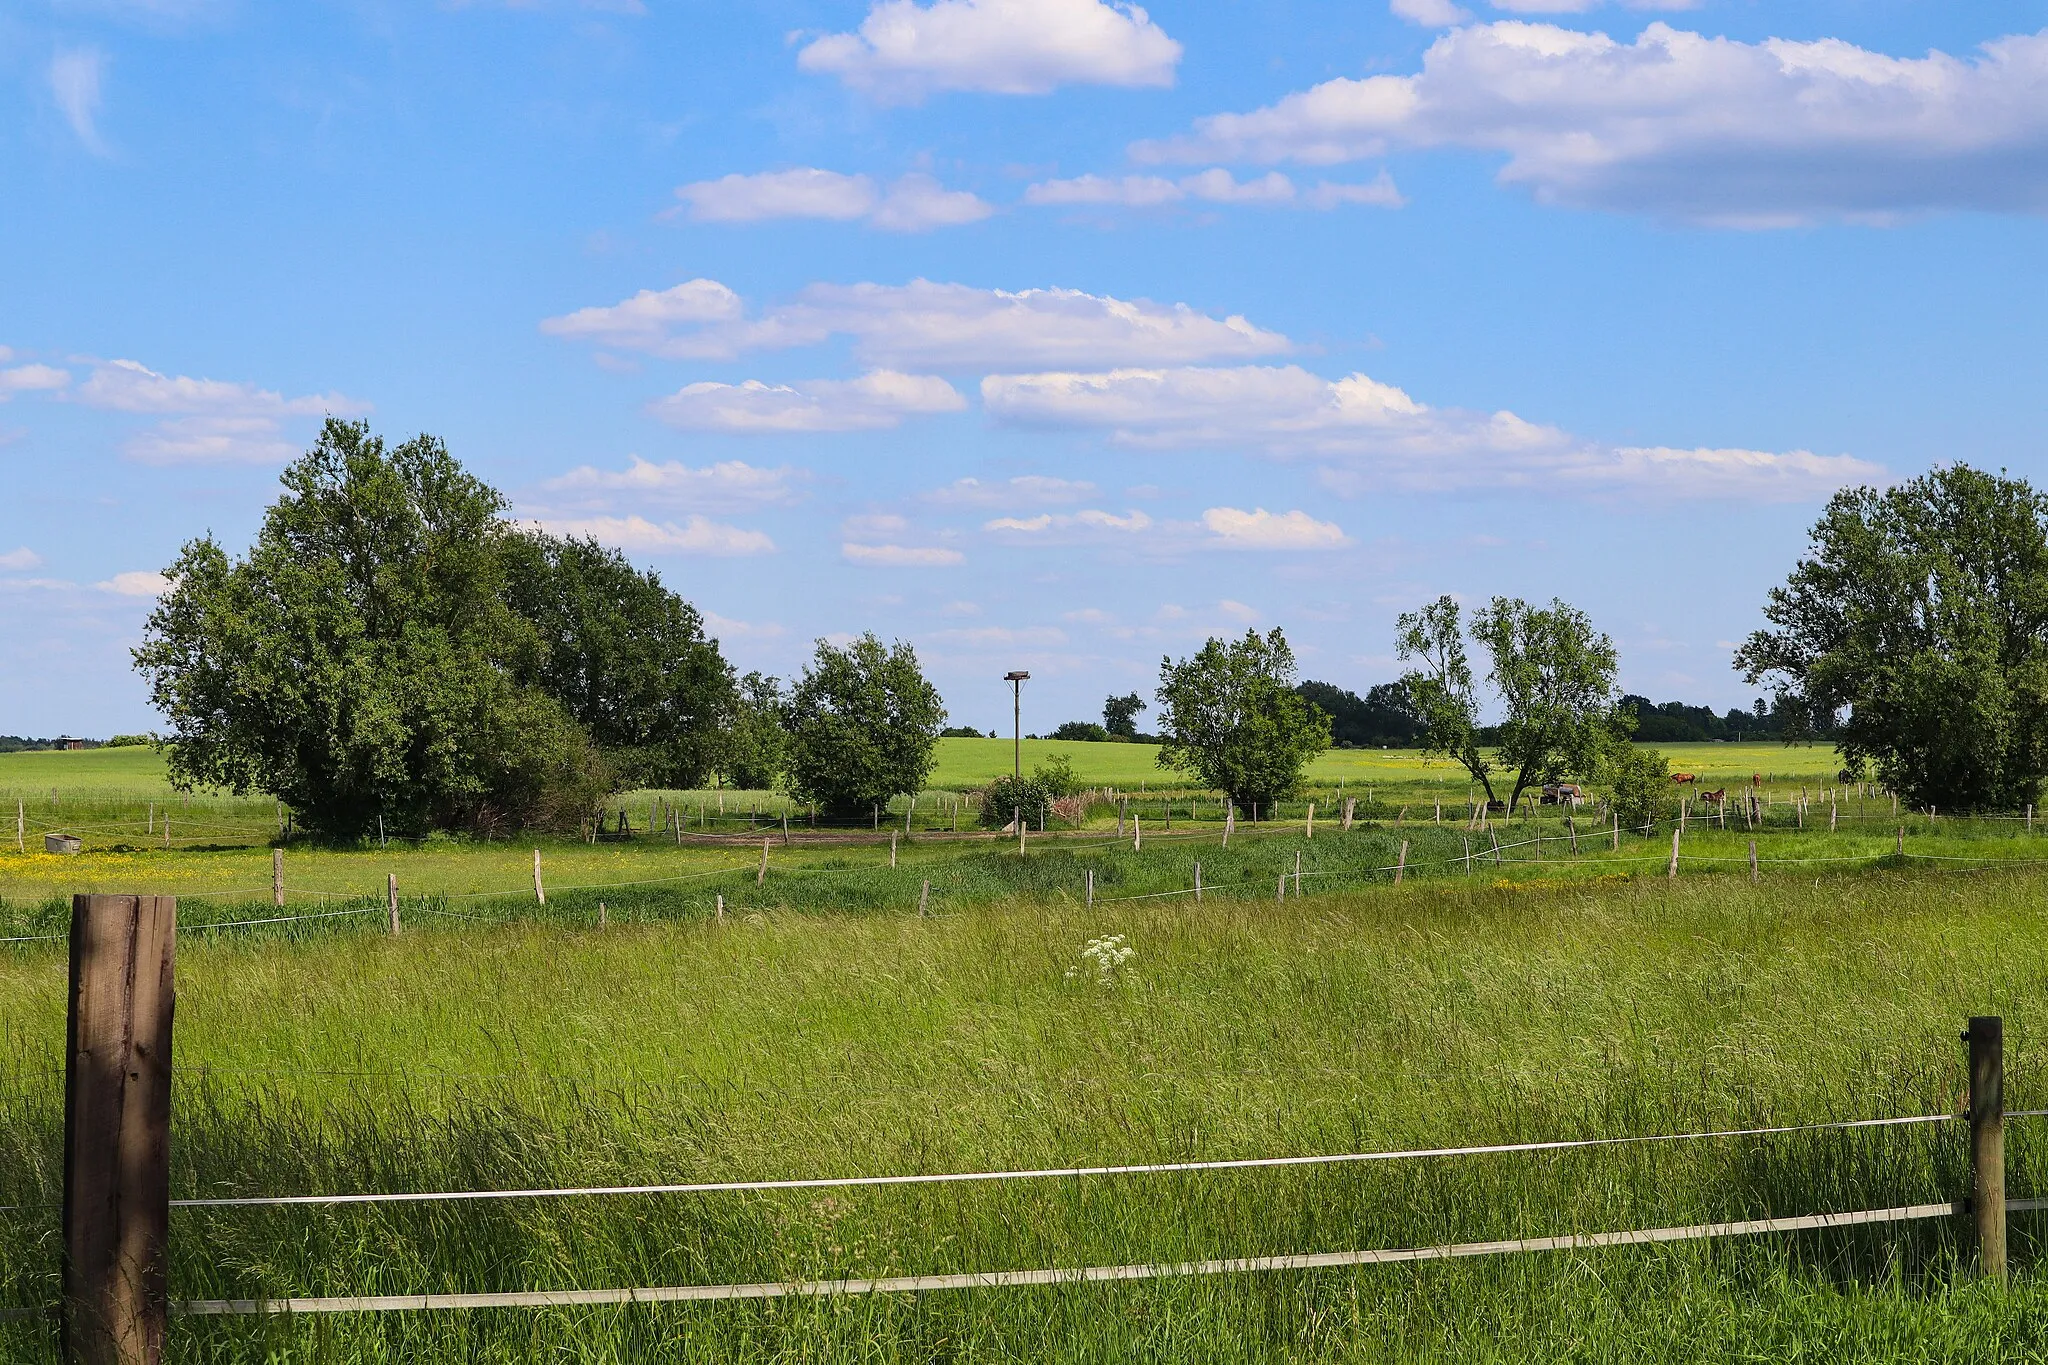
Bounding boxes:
5 0 2048 737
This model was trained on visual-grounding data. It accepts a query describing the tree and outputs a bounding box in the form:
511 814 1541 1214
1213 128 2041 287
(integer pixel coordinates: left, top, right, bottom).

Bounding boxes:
1050 720 1111 742
500 532 735 789
1153 628 1330 808
134 419 610 837
1473 597 1627 809
1735 466 2048 811
1396 596 1496 801
1604 744 1672 831
1103 692 1146 738
1296 679 1423 747
721 672 786 790
782 634 946 816
1398 594 1628 807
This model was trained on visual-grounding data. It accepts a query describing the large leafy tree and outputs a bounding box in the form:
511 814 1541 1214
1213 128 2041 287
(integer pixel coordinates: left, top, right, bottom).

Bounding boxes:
1736 466 2048 811
135 419 610 836
500 532 735 789
782 634 946 816
1154 628 1330 808
720 671 788 790
1397 594 1627 807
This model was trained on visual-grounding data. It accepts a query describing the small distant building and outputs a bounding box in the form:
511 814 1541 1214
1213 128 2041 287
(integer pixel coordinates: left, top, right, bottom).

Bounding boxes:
56 736 85 751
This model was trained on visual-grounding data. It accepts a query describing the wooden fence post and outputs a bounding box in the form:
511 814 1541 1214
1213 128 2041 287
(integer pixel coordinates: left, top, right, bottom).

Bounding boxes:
1748 841 1758 884
1293 850 1302 897
1462 837 1471 873
1086 868 1094 909
758 838 769 885
1194 862 1203 903
1305 803 1314 840
1897 826 1905 856
918 880 929 917
1966 1016 2006 1283
63 894 176 1365
890 833 898 868
715 894 724 921
1223 806 1233 848
271 849 283 909
1395 840 1408 884
1132 815 1141 852
1667 826 1680 878
386 874 399 935
1342 797 1355 832
1566 816 1578 855
532 850 545 905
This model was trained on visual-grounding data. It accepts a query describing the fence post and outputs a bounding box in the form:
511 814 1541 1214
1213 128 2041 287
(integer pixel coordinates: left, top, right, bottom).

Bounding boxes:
1223 805 1233 847
1132 815 1141 852
271 848 283 909
63 894 176 1365
1748 841 1758 884
1667 826 1680 878
1343 797 1355 832
715 894 724 921
758 838 769 885
1086 868 1094 909
1463 836 1470 873
387 874 399 935
532 850 545 905
1194 862 1203 903
1897 826 1904 856
1966 1015 2006 1284
1566 816 1578 855
1305 802 1314 840
890 833 898 868
1395 840 1408 885
1276 873 1285 903
918 880 929 917
1293 850 1302 897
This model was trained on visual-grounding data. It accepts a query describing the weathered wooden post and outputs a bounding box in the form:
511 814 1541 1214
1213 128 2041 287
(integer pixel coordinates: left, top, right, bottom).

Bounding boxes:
1193 862 1203 903
63 894 176 1365
386 874 399 935
1293 850 1302 897
1342 797 1355 832
1667 826 1680 878
532 850 545 905
1131 815 1141 852
758 837 769 885
1966 1016 2006 1283
1395 840 1408 884
1085 868 1094 909
1748 840 1758 884
1305 802 1314 840
890 833 898 868
271 848 283 908
1223 805 1234 847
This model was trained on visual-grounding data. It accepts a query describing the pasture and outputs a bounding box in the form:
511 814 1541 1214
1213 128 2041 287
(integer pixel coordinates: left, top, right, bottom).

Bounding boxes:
4 735 2041 1362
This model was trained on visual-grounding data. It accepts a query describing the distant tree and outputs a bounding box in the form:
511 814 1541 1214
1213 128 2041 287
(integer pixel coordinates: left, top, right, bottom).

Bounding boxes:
1396 596 1498 802
1051 720 1112 742
1604 744 1672 831
1472 596 1629 809
940 725 987 739
500 532 735 789
1737 466 2048 811
134 419 610 837
1154 628 1330 808
1296 680 1422 747
105 734 155 748
720 672 786 790
1103 692 1146 739
782 634 946 816
1398 594 1628 807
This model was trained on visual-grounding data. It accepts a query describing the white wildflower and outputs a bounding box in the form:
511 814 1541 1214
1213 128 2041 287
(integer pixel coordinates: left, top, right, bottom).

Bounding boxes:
1078 933 1135 987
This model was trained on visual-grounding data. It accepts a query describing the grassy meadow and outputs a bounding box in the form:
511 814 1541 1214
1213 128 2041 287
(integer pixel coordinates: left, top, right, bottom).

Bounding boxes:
3 736 2043 1360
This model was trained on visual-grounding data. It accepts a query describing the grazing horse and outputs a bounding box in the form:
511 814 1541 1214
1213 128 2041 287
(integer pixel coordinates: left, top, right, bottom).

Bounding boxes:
1671 772 1697 785
1699 788 1726 806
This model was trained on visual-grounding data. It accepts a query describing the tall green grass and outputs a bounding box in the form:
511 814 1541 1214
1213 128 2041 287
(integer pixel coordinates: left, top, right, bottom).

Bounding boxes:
0 864 2043 1360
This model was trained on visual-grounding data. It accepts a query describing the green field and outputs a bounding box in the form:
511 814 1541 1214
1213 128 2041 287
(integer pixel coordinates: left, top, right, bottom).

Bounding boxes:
1 863 2043 1361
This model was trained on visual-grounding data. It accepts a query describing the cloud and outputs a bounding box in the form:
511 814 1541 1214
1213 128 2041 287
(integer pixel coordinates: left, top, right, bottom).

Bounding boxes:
1132 21 2048 223
0 364 70 399
535 514 776 556
672 169 992 231
543 278 1291 369
798 0 1181 102
1391 0 1469 25
66 358 364 465
1025 167 1403 210
50 48 108 154
1200 506 1349 550
923 474 1098 507
539 457 807 512
982 508 1153 535
647 370 965 431
96 571 172 597
704 611 786 640
981 363 1884 499
123 415 302 465
0 548 43 571
842 542 966 566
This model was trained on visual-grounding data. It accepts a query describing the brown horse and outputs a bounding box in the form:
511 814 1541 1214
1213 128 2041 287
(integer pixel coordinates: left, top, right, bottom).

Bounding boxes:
1699 788 1726 805
1671 772 1697 785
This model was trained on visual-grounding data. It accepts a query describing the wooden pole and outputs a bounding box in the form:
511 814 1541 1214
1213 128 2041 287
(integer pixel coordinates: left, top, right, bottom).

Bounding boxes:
271 848 283 909
1566 816 1578 855
598 902 607 929
1305 802 1314 840
532 850 545 905
1194 862 1203 903
1086 868 1094 909
1293 850 1302 897
1395 839 1408 884
16 798 21 852
918 880 930 917
1277 873 1286 903
1967 1016 2006 1283
1342 797 1355 832
386 874 399 935
1223 805 1233 847
1748 840 1758 884
63 894 176 1365
1897 825 1905 856
1611 814 1618 852
1490 829 1501 865
890 833 898 868
1667 826 1680 878
1462 837 1470 873
715 894 724 921
757 837 769 885
1132 814 1141 852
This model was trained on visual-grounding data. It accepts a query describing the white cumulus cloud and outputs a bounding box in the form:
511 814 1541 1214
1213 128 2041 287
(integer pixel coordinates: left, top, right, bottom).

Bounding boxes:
981 363 1884 499
1391 0 1470 25
842 542 966 566
539 457 807 512
672 169 992 232
983 508 1153 535
798 0 1181 102
543 278 1291 369
0 364 70 399
98 571 174 597
1026 167 1403 210
1133 21 2048 224
535 514 776 556
648 370 966 432
923 474 1098 507
1200 507 1349 551
0 548 43 571
70 358 363 464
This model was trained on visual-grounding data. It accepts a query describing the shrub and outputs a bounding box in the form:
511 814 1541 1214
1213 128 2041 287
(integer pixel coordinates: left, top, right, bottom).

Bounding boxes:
1050 721 1111 742
783 634 945 817
105 733 154 748
1606 745 1672 831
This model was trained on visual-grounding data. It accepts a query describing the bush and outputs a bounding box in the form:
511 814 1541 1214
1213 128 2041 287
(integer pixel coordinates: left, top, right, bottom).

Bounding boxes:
1050 721 1111 742
783 634 945 816
977 756 1080 829
940 726 986 739
105 733 154 748
1606 745 1672 831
